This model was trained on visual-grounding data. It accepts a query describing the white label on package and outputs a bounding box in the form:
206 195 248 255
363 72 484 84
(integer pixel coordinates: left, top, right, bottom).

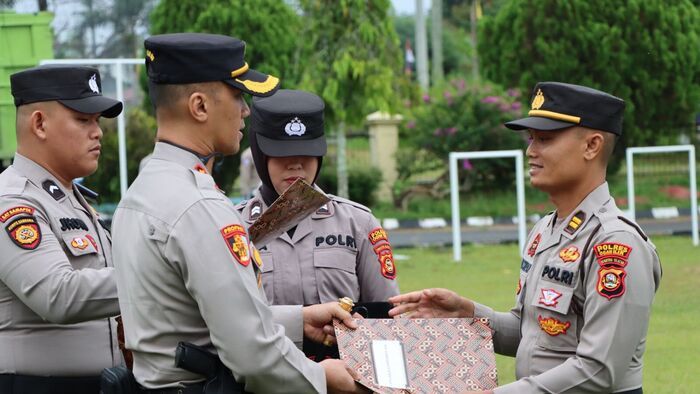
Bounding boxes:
371 340 408 389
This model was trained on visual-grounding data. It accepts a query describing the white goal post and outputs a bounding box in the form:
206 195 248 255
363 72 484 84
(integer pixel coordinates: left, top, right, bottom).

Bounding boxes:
449 150 527 261
626 145 698 246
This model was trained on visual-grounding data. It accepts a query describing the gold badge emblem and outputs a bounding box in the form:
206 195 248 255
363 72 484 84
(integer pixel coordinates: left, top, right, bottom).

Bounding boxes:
531 89 545 110
538 315 570 336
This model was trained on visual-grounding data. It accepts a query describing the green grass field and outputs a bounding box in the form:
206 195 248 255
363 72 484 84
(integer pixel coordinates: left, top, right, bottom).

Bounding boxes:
393 236 699 392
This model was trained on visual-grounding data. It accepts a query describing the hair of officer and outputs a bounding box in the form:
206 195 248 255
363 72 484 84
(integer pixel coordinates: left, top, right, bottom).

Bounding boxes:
576 126 617 166
148 81 221 114
15 101 54 144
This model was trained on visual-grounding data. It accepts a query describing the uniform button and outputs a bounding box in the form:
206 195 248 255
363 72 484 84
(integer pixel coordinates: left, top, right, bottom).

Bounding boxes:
148 226 155 235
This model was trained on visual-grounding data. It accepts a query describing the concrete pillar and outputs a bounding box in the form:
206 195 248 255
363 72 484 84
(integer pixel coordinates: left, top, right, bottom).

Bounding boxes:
367 112 403 202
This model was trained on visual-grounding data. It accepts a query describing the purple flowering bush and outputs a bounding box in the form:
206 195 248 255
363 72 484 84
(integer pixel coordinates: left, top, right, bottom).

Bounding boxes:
398 79 526 200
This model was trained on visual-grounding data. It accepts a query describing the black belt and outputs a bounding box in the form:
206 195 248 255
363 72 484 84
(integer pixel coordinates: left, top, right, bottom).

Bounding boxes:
143 382 205 394
0 374 100 394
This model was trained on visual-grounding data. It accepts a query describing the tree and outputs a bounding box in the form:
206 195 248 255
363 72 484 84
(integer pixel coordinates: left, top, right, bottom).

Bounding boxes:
149 0 304 192
298 0 403 197
479 0 700 166
150 0 304 86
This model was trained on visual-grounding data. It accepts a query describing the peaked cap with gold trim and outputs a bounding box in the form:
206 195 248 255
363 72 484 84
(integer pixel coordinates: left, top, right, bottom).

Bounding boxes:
506 82 625 135
144 33 280 97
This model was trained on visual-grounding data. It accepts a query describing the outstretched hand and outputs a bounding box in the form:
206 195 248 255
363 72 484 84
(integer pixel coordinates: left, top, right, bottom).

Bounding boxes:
388 288 474 319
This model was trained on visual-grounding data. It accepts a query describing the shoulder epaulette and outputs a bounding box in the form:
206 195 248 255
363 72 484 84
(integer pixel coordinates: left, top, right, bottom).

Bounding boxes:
329 194 371 213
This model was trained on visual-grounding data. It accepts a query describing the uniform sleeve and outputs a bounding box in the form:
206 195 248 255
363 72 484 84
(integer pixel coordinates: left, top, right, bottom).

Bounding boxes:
270 305 304 348
169 199 325 394
0 200 119 324
494 231 659 393
355 214 400 302
473 302 521 357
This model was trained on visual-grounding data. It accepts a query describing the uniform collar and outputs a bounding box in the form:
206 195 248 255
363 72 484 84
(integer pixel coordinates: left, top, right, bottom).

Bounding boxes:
554 182 611 240
535 182 611 254
13 153 72 203
152 141 207 171
12 153 95 216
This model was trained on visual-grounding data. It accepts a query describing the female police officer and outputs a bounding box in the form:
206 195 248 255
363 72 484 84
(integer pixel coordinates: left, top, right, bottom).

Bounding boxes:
237 89 399 318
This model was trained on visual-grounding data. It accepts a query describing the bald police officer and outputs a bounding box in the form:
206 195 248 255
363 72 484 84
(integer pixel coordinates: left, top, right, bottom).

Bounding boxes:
0 65 123 393
389 82 661 394
236 89 399 310
111 33 362 393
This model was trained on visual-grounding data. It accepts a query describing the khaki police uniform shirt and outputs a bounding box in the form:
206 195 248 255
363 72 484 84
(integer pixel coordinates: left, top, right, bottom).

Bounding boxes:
236 189 399 306
474 182 662 393
111 142 325 392
0 153 121 376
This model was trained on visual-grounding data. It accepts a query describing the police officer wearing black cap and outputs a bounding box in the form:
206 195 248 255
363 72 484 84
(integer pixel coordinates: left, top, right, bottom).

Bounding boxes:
0 65 124 393
236 90 399 353
110 33 362 393
389 82 661 393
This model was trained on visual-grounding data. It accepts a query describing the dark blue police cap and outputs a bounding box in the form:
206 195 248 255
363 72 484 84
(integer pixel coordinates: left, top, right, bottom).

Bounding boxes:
250 89 326 157
506 82 625 135
144 33 280 97
11 65 123 118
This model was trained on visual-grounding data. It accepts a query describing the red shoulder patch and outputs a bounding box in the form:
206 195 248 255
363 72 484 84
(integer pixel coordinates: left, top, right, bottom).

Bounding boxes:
593 242 632 266
368 227 388 245
0 206 35 223
597 266 626 300
221 224 250 266
527 233 541 257
373 243 396 279
5 216 41 250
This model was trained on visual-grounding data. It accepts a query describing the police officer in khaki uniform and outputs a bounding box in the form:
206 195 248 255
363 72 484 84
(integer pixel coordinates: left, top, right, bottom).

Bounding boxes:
389 82 661 394
111 33 362 393
236 89 399 309
0 65 124 393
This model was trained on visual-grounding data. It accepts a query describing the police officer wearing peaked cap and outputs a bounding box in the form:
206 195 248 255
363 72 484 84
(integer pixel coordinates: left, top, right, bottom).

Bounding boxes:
0 65 124 393
389 82 661 394
110 33 363 393
236 89 400 359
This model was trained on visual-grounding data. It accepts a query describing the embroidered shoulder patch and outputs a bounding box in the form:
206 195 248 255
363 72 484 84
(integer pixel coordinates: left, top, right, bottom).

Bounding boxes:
368 227 388 245
527 233 541 257
593 242 632 266
538 315 570 336
373 243 396 279
221 224 250 266
597 266 626 300
0 206 35 223
5 216 42 250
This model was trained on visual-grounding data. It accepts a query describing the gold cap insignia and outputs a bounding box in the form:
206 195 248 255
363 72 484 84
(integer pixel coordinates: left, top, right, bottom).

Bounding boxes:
146 50 155 62
531 89 545 110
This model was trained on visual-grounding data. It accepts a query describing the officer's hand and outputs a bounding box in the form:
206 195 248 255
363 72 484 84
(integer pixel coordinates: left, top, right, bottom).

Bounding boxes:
320 359 369 394
388 288 474 318
302 302 358 344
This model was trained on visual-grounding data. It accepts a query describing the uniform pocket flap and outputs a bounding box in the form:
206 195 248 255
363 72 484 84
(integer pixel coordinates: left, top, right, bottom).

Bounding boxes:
313 248 356 273
258 251 274 273
531 283 574 315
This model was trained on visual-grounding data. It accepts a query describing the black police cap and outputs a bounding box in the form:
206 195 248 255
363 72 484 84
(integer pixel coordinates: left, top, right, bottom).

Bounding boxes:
506 82 625 135
250 89 327 157
11 65 123 118
144 33 280 97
